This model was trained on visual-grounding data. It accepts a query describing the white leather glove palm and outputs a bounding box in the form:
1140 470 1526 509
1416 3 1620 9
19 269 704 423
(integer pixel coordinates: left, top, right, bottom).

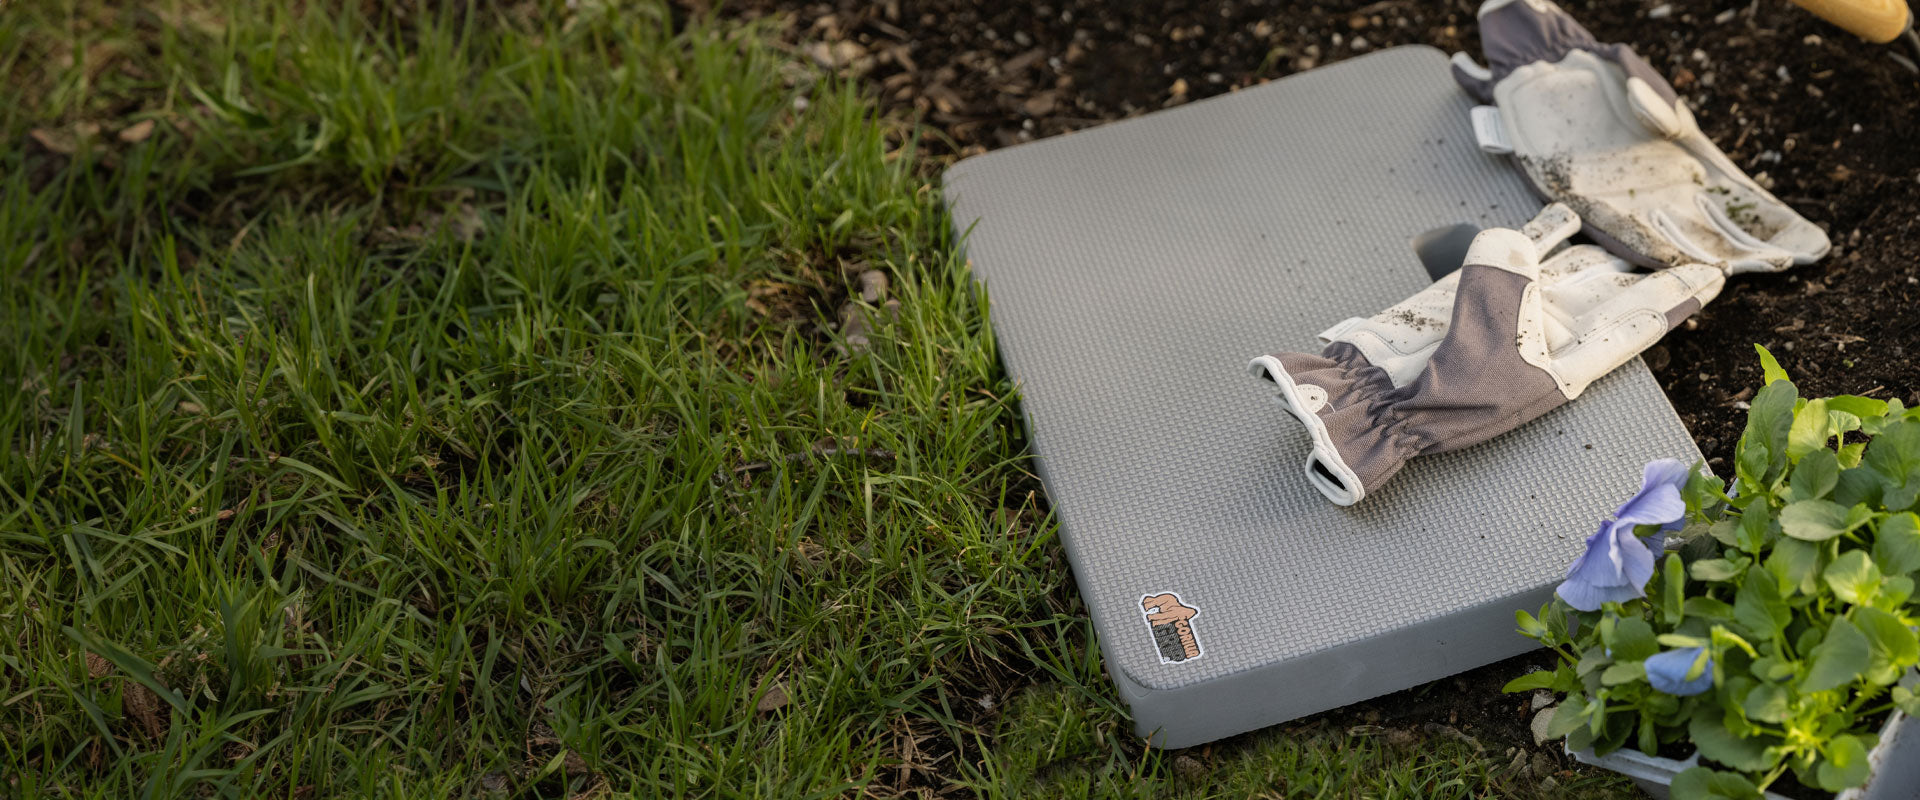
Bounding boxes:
1452 0 1830 274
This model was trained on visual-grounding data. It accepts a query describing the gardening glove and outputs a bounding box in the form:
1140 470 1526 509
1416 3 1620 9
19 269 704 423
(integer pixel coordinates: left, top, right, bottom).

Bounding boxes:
1450 0 1830 274
1248 208 1724 506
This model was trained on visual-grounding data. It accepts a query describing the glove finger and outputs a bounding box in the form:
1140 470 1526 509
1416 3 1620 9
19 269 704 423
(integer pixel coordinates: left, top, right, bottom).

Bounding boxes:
1519 201 1582 252
1596 42 1688 138
1546 265 1723 398
1642 198 1795 274
1695 183 1831 271
1450 52 1495 103
1573 201 1690 269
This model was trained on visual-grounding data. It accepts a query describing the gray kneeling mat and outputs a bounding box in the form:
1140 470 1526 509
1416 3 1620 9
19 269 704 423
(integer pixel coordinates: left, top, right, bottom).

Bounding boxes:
942 46 1700 748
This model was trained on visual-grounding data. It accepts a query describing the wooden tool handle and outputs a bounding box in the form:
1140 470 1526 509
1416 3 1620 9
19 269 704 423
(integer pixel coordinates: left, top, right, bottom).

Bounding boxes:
1792 0 1911 43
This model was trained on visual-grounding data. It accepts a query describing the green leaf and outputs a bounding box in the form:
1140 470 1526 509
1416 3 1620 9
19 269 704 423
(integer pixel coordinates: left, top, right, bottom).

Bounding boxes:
1576 645 1611 677
1565 721 1595 753
1683 463 1728 513
1664 553 1685 624
1835 465 1886 509
1751 655 1797 682
1741 379 1798 482
1876 513 1920 576
1638 713 1659 759
1503 669 1561 693
1788 397 1832 462
1690 559 1743 582
1708 518 1741 547
1848 502 1881 534
1685 597 1736 621
1516 608 1550 640
1546 694 1589 739
1880 575 1915 609
1742 683 1791 723
1733 571 1788 638
1853 606 1918 685
1790 448 1840 501
1600 660 1645 686
1737 505 1774 554
1815 734 1872 791
1781 499 1854 541
1671 766 1762 800
1823 550 1883 606
1736 443 1771 496
1865 420 1920 511
1612 616 1659 661
1893 685 1920 716
1755 344 1791 385
1826 395 1890 422
1804 617 1872 693
1839 442 1868 469
1766 537 1824 597
1689 707 1777 772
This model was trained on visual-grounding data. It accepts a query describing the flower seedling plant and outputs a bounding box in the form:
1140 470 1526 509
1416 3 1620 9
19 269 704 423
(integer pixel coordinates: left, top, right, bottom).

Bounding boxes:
1510 347 1920 799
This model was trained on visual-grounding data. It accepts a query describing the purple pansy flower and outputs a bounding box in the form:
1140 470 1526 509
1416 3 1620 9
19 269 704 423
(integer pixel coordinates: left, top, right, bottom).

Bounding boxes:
1555 459 1691 611
1645 647 1714 696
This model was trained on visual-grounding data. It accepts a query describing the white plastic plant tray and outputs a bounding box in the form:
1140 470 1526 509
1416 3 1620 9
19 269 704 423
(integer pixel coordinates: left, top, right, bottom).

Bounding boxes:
942 46 1702 747
1570 709 1918 799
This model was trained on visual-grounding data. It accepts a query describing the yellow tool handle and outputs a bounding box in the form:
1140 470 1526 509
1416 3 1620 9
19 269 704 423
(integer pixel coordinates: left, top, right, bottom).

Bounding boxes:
1791 0 1911 43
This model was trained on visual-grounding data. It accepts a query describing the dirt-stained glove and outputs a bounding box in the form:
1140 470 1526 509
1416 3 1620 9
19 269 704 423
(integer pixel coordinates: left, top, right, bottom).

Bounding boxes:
1451 0 1829 274
1248 206 1724 506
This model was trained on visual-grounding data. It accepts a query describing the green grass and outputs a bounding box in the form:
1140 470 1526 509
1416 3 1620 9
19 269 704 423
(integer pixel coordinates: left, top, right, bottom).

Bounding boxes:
1 2 1638 797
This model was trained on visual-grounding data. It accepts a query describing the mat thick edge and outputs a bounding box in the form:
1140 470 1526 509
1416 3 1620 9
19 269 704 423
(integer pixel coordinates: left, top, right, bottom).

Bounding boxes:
1115 583 1556 748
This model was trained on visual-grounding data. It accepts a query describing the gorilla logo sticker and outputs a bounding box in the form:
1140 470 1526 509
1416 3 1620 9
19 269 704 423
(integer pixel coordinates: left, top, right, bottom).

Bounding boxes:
1140 592 1203 664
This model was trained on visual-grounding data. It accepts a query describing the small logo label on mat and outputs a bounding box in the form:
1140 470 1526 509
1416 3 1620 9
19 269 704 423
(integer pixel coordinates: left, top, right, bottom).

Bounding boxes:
1140 592 1203 664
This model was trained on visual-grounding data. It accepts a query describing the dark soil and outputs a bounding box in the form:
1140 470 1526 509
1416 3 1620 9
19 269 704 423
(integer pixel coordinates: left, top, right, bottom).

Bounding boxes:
726 0 1920 463
719 0 1920 786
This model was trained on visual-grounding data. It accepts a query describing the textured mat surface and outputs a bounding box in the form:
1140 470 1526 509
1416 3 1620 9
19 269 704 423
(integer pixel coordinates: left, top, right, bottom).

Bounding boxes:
943 46 1702 747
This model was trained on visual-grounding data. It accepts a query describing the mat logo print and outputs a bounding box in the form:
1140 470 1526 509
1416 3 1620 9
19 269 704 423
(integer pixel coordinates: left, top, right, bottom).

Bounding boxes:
1140 592 1203 664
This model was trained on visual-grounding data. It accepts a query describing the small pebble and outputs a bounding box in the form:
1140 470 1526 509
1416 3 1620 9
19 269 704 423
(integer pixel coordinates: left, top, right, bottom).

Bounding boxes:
1351 36 1370 51
1648 4 1673 19
1776 65 1792 82
1714 8 1736 24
